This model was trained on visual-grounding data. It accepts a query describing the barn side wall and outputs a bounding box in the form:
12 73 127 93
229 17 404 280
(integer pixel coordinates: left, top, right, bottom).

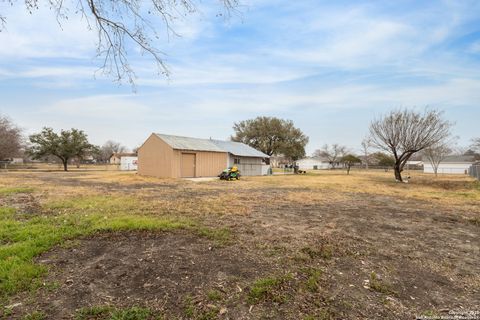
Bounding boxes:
172 150 228 178
138 134 175 178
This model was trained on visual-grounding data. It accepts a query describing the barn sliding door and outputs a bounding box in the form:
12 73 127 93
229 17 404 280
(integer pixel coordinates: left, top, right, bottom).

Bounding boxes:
181 153 196 177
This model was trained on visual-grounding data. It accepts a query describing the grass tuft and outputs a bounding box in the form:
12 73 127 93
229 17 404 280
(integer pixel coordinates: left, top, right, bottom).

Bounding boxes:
22 311 46 320
301 244 334 260
75 306 157 320
304 268 323 292
183 296 219 320
248 274 292 304
196 227 231 246
369 272 396 296
207 289 223 302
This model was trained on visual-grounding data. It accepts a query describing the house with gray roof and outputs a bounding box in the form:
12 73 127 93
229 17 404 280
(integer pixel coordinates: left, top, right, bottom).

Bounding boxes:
138 133 269 178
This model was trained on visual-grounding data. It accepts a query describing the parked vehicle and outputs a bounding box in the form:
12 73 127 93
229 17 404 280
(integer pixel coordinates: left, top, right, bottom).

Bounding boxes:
219 166 240 180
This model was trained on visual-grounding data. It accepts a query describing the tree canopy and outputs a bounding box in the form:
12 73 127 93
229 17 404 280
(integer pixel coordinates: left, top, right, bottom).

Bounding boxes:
372 152 395 168
28 127 97 171
231 117 308 161
340 154 361 175
369 109 452 181
0 0 239 85
0 115 23 160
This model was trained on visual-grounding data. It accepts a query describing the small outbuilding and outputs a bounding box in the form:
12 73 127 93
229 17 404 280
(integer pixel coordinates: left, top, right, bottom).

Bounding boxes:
138 133 269 178
110 152 137 164
120 156 138 171
423 155 476 174
297 157 332 170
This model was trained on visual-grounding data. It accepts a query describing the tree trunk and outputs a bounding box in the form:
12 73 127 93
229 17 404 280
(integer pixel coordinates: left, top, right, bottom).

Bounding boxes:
63 160 68 171
394 164 403 182
347 165 351 175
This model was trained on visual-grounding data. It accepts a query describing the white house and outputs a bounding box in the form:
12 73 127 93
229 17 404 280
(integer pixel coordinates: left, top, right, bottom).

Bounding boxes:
423 155 475 174
110 153 137 164
120 156 138 171
296 157 332 170
406 160 423 166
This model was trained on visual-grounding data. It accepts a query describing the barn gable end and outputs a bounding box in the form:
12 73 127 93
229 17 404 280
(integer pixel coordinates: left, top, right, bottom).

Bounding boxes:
138 134 175 178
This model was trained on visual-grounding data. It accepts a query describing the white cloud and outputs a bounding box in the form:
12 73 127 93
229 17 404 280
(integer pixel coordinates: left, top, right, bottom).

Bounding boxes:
44 95 150 119
0 5 97 59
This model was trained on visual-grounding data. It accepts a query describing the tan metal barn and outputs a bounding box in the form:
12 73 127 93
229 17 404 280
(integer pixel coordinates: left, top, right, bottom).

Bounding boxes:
138 133 269 178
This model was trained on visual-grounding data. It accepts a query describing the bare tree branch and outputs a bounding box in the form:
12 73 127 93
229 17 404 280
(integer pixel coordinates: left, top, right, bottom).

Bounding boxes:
0 15 6 30
472 137 480 153
1 0 240 86
361 136 372 170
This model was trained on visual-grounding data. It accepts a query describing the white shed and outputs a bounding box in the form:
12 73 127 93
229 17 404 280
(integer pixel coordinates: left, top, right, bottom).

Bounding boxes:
297 157 332 170
11 158 24 164
423 155 475 174
120 156 138 171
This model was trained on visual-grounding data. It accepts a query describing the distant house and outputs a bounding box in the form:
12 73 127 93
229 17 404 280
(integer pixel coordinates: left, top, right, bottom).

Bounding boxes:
406 160 424 170
270 155 289 168
138 133 270 178
406 160 423 166
109 153 137 164
406 154 424 168
6 158 24 164
296 157 332 170
423 155 476 174
81 155 95 164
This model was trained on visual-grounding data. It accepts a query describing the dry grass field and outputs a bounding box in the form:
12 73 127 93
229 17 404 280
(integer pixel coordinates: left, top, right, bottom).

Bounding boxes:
0 169 479 319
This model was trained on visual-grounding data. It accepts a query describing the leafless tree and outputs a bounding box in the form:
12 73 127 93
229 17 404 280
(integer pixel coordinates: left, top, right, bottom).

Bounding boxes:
424 142 452 177
0 0 239 86
313 144 347 169
472 137 480 153
369 109 452 182
361 137 371 170
132 145 141 153
0 115 23 160
96 140 128 162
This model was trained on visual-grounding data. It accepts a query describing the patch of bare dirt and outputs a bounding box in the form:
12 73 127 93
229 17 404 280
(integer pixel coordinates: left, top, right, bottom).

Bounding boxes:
0 193 41 215
12 231 270 319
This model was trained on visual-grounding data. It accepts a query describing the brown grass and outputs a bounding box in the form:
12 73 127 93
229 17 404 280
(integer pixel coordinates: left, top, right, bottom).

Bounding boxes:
1 169 479 319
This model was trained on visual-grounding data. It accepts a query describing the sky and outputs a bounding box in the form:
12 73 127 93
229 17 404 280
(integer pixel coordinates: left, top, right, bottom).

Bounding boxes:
0 0 479 154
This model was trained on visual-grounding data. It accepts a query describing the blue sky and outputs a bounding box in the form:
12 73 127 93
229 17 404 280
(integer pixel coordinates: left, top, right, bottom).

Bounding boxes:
0 0 479 154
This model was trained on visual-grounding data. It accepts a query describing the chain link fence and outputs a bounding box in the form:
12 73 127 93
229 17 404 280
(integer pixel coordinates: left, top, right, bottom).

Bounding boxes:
469 165 480 180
